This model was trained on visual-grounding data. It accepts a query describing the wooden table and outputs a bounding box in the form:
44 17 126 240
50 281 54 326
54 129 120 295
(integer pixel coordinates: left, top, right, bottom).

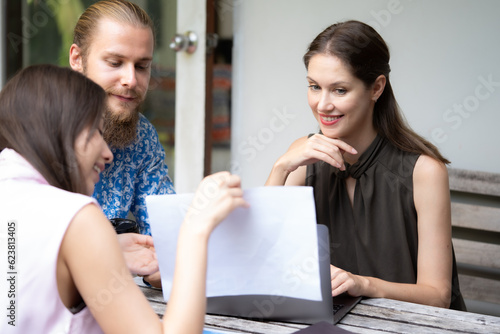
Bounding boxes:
136 279 500 333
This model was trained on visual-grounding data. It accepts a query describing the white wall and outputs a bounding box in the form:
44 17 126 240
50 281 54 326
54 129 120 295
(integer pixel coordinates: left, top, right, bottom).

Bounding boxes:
231 0 500 189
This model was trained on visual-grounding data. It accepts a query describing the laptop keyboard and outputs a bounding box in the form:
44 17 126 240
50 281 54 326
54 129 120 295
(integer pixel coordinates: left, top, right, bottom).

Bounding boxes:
332 303 344 315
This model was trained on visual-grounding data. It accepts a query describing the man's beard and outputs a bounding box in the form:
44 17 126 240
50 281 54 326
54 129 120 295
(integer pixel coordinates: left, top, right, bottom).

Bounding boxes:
103 106 140 149
82 58 142 149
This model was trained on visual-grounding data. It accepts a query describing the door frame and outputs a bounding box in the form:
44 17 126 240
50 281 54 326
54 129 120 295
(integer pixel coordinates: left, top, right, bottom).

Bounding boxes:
173 0 214 193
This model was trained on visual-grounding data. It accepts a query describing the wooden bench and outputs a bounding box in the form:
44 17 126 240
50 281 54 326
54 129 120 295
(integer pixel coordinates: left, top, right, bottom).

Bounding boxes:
449 168 500 316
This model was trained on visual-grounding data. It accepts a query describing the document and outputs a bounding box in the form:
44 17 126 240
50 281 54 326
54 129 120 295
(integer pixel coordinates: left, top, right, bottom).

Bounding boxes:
146 186 322 302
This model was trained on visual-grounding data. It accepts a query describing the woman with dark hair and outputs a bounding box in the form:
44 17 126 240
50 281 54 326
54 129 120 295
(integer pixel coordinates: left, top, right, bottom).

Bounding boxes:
266 20 465 310
0 64 248 333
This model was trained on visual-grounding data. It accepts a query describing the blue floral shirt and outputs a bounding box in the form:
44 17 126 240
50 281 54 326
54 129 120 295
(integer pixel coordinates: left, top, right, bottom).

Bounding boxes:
92 114 175 235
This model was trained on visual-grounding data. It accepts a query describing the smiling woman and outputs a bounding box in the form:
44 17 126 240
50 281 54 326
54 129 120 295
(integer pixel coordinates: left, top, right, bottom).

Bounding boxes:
305 53 384 152
0 64 248 334
4 0 180 181
74 121 113 196
266 20 466 311
0 64 107 194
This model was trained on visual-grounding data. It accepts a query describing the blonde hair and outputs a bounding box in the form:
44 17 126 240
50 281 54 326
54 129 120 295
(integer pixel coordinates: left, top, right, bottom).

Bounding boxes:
73 0 154 58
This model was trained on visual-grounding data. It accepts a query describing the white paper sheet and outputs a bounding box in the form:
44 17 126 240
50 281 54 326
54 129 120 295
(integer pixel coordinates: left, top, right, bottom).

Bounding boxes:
146 186 322 301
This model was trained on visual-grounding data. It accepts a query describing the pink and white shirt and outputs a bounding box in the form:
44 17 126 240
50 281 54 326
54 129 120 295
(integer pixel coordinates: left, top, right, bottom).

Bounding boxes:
0 149 104 333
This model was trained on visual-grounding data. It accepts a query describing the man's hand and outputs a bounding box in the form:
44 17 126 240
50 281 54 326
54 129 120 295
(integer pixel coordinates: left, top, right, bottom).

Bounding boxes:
143 271 162 288
117 233 159 276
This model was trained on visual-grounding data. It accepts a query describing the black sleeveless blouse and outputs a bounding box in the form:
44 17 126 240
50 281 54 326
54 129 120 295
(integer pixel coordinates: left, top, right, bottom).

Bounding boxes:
305 135 466 310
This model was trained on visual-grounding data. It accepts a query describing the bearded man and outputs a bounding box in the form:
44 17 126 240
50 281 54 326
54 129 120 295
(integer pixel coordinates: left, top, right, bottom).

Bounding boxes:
69 0 175 236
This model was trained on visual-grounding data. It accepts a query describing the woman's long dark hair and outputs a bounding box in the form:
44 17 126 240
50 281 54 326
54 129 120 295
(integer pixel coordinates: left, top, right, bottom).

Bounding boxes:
303 20 449 164
0 64 107 194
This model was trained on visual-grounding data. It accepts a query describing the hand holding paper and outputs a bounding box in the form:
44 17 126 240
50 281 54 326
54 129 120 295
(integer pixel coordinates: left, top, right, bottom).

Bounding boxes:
183 172 249 235
147 186 322 302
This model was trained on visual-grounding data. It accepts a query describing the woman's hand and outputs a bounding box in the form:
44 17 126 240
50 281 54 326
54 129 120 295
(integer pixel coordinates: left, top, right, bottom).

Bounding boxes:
266 134 357 186
184 172 249 235
287 134 357 172
163 172 248 334
330 265 365 297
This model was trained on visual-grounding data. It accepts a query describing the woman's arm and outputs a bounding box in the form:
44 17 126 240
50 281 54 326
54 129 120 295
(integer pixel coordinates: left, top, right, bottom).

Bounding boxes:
60 204 163 333
265 135 356 186
411 155 453 307
329 155 453 308
162 172 248 333
59 172 247 334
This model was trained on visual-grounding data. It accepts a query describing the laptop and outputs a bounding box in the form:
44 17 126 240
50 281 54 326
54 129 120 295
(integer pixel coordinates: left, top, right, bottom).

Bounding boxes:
204 224 362 325
147 188 361 326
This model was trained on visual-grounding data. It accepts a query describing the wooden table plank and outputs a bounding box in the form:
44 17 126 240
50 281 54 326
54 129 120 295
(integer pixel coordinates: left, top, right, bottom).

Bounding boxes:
136 278 500 334
336 324 388 334
205 314 303 334
342 314 459 334
362 298 500 331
